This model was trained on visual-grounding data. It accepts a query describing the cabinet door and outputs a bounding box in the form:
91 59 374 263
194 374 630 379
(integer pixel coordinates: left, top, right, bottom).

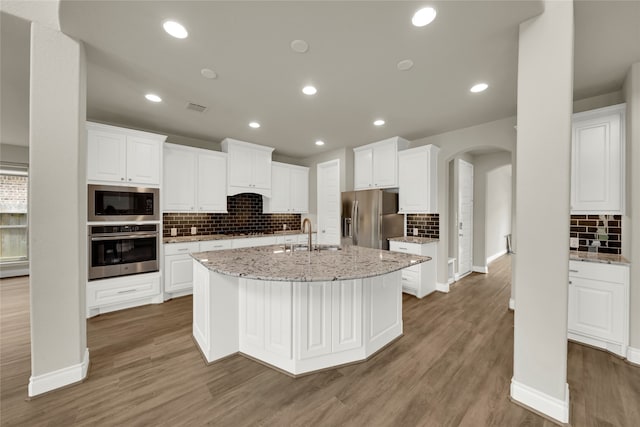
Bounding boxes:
354 148 373 189
87 130 127 183
264 281 293 359
126 137 161 185
163 147 196 211
240 280 265 349
299 282 332 359
290 167 309 213
227 145 254 188
568 277 624 343
267 163 290 212
571 110 623 213
251 149 272 190
331 281 362 352
164 254 194 293
197 152 227 212
372 141 397 188
399 149 430 213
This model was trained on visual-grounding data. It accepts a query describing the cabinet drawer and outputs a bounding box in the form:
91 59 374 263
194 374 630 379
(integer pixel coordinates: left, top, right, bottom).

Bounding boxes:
569 261 628 283
164 242 200 256
88 274 160 308
277 234 301 244
199 240 232 251
389 241 422 255
401 268 420 291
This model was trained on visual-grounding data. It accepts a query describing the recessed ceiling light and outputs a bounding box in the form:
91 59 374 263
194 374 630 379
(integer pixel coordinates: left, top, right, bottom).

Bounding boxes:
315 140 325 146
249 122 261 128
470 83 489 93
397 59 414 71
163 20 188 39
145 94 162 103
201 68 217 79
373 119 385 126
412 7 437 27
290 39 309 53
302 85 317 95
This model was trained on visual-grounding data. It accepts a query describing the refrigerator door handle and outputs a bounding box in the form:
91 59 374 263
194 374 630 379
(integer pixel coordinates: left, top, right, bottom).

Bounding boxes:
353 200 359 245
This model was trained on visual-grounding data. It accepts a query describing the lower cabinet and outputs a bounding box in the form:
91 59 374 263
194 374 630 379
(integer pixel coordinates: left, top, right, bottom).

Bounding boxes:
86 272 162 318
568 260 629 357
389 240 437 298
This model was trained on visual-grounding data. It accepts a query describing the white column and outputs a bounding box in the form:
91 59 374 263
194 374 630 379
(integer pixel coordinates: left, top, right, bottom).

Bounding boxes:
27 19 88 396
511 1 573 423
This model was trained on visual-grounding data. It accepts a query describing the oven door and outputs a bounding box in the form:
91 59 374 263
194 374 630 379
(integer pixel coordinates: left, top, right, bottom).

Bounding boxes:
88 185 159 222
89 232 159 280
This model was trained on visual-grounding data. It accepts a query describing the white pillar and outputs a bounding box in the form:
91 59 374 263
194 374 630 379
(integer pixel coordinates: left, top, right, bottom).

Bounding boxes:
511 1 574 423
27 18 88 396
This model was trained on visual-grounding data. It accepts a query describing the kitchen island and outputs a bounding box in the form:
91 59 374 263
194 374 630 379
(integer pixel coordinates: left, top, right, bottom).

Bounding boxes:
191 244 431 376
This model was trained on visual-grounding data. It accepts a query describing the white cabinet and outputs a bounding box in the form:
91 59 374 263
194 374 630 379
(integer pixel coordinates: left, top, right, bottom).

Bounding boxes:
568 260 629 357
389 240 437 298
353 137 409 190
398 145 439 213
299 282 333 359
86 272 162 317
263 162 309 213
87 122 165 186
163 239 231 297
221 138 274 197
163 143 227 213
571 103 625 214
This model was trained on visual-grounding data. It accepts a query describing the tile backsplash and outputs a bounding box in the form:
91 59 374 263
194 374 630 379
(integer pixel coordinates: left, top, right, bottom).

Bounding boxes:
570 214 621 255
163 193 301 237
406 214 439 239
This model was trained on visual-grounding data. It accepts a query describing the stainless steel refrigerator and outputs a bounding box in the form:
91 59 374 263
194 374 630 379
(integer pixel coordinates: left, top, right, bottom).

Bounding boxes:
341 190 403 250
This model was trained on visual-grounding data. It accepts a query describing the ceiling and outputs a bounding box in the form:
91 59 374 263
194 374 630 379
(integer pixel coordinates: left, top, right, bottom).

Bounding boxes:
2 1 640 158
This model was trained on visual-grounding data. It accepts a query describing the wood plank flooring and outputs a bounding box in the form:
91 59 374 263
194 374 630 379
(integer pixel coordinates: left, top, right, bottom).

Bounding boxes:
1 255 639 426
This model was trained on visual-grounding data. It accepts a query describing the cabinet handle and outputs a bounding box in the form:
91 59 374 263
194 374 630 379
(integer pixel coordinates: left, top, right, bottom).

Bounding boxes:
128 178 132 181
117 289 137 294
399 247 408 250
569 269 579 273
177 248 189 252
569 281 573 285
121 177 124 181
190 207 194 210
213 245 223 248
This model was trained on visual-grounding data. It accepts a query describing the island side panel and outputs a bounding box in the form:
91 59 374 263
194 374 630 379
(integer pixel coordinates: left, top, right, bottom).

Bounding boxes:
365 270 403 355
193 261 239 363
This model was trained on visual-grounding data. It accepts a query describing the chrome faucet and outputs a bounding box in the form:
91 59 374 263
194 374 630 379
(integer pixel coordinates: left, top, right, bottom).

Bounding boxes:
302 218 312 251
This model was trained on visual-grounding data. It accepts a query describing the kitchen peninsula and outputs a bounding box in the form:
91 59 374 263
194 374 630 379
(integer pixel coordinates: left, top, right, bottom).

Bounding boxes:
191 244 431 375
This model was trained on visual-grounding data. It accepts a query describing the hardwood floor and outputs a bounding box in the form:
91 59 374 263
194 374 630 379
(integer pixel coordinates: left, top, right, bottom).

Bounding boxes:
1 255 639 426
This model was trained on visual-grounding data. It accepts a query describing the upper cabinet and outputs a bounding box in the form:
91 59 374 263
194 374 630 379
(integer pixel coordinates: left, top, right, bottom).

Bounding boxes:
353 137 409 190
263 162 309 213
398 145 439 214
163 143 227 213
221 138 274 197
87 122 166 186
571 103 626 215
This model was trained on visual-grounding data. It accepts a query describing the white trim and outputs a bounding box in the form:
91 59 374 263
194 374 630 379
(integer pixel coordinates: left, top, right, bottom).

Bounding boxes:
510 379 570 424
487 249 507 264
472 265 488 274
436 282 450 293
28 348 89 397
627 346 640 365
509 298 515 311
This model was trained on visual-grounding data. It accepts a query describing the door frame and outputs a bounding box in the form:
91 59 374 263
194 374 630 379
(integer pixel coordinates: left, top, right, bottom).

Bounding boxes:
457 158 474 279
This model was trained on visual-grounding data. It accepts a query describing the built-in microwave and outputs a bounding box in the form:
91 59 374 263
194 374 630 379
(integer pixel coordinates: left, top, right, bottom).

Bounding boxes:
88 184 159 222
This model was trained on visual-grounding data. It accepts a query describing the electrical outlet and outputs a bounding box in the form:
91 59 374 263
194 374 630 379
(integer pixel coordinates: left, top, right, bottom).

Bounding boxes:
191 227 197 235
171 228 177 237
283 224 287 230
413 228 419 236
569 237 579 248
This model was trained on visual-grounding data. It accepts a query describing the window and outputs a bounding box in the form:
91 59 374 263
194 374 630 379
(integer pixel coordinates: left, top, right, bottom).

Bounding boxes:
0 167 28 263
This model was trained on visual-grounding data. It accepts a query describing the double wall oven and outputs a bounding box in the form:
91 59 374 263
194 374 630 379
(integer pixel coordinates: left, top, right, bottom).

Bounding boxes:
88 185 160 281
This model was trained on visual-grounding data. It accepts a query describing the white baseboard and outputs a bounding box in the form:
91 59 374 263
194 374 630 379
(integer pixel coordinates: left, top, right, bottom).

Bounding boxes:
472 265 488 274
509 298 515 311
487 249 508 264
436 282 450 293
627 346 640 365
510 379 569 424
29 348 89 397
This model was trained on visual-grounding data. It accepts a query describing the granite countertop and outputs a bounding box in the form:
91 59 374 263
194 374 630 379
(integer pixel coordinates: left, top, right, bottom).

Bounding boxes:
388 236 439 244
570 250 630 266
163 230 311 244
191 244 432 282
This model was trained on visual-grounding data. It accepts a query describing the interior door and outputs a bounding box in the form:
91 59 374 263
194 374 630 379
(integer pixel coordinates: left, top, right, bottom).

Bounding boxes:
458 159 474 277
317 159 341 245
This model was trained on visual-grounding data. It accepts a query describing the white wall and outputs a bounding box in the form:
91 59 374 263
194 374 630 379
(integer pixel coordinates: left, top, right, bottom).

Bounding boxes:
511 1 573 422
0 143 29 164
485 164 512 262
